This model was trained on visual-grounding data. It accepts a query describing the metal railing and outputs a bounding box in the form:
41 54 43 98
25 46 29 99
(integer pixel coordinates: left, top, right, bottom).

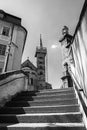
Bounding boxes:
69 69 87 128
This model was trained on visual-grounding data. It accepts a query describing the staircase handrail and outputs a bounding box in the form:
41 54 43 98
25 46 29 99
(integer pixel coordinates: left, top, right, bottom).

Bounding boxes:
69 69 87 129
69 70 87 97
69 69 87 117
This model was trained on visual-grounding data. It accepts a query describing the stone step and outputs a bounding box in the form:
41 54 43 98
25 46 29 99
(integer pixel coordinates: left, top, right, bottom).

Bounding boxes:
12 93 76 101
0 123 86 130
0 105 80 114
39 87 74 93
16 91 75 98
18 89 75 97
0 112 82 123
5 98 78 107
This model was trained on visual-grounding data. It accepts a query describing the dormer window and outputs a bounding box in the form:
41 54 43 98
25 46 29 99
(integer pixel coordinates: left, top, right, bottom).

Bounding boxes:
2 26 10 36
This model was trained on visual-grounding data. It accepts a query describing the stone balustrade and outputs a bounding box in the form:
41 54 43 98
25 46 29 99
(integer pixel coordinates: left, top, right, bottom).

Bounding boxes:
0 70 29 107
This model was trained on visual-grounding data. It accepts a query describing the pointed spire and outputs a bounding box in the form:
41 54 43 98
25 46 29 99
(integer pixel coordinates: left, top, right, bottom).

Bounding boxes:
40 34 43 48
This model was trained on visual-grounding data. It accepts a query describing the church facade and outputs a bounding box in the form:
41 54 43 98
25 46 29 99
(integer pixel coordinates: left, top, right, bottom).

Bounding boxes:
21 35 52 90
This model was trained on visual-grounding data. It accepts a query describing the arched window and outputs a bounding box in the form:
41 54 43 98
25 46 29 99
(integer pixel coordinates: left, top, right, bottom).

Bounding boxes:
39 66 43 69
30 78 33 85
39 56 43 59
39 71 43 75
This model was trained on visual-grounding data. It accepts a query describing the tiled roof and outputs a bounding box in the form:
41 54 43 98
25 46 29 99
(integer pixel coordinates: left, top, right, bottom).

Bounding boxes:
21 59 37 71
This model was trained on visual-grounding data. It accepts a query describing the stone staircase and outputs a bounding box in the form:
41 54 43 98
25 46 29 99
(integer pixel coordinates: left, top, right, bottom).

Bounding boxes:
0 87 86 130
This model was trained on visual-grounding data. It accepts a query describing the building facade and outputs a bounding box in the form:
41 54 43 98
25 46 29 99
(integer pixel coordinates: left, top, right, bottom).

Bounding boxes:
21 58 38 91
21 58 52 91
0 10 27 73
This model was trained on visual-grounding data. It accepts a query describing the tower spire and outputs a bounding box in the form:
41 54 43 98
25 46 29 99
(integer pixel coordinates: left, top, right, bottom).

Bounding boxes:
40 34 43 48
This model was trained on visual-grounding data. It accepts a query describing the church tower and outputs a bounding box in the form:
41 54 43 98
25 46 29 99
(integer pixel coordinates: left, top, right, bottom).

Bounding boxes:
35 34 47 90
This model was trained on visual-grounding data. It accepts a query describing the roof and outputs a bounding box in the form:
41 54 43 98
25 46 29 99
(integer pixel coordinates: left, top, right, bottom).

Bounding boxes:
21 59 37 71
35 47 47 57
0 10 21 25
35 34 47 57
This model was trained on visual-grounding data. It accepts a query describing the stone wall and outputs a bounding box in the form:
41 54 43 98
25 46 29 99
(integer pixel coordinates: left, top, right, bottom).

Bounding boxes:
0 70 29 107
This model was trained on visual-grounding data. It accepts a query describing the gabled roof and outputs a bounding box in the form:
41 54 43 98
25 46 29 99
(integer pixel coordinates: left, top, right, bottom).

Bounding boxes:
21 59 37 71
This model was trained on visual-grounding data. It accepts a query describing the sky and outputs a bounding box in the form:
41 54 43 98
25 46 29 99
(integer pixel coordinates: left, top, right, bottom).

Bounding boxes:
0 0 85 89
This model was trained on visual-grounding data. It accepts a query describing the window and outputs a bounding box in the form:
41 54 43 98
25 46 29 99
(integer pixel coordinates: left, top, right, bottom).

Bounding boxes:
0 68 2 73
2 27 10 36
0 44 6 55
39 71 43 75
39 56 43 59
30 78 33 85
39 66 43 69
39 61 43 64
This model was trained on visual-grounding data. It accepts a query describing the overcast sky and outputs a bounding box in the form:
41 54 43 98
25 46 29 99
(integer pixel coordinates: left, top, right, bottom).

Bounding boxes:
0 0 85 89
